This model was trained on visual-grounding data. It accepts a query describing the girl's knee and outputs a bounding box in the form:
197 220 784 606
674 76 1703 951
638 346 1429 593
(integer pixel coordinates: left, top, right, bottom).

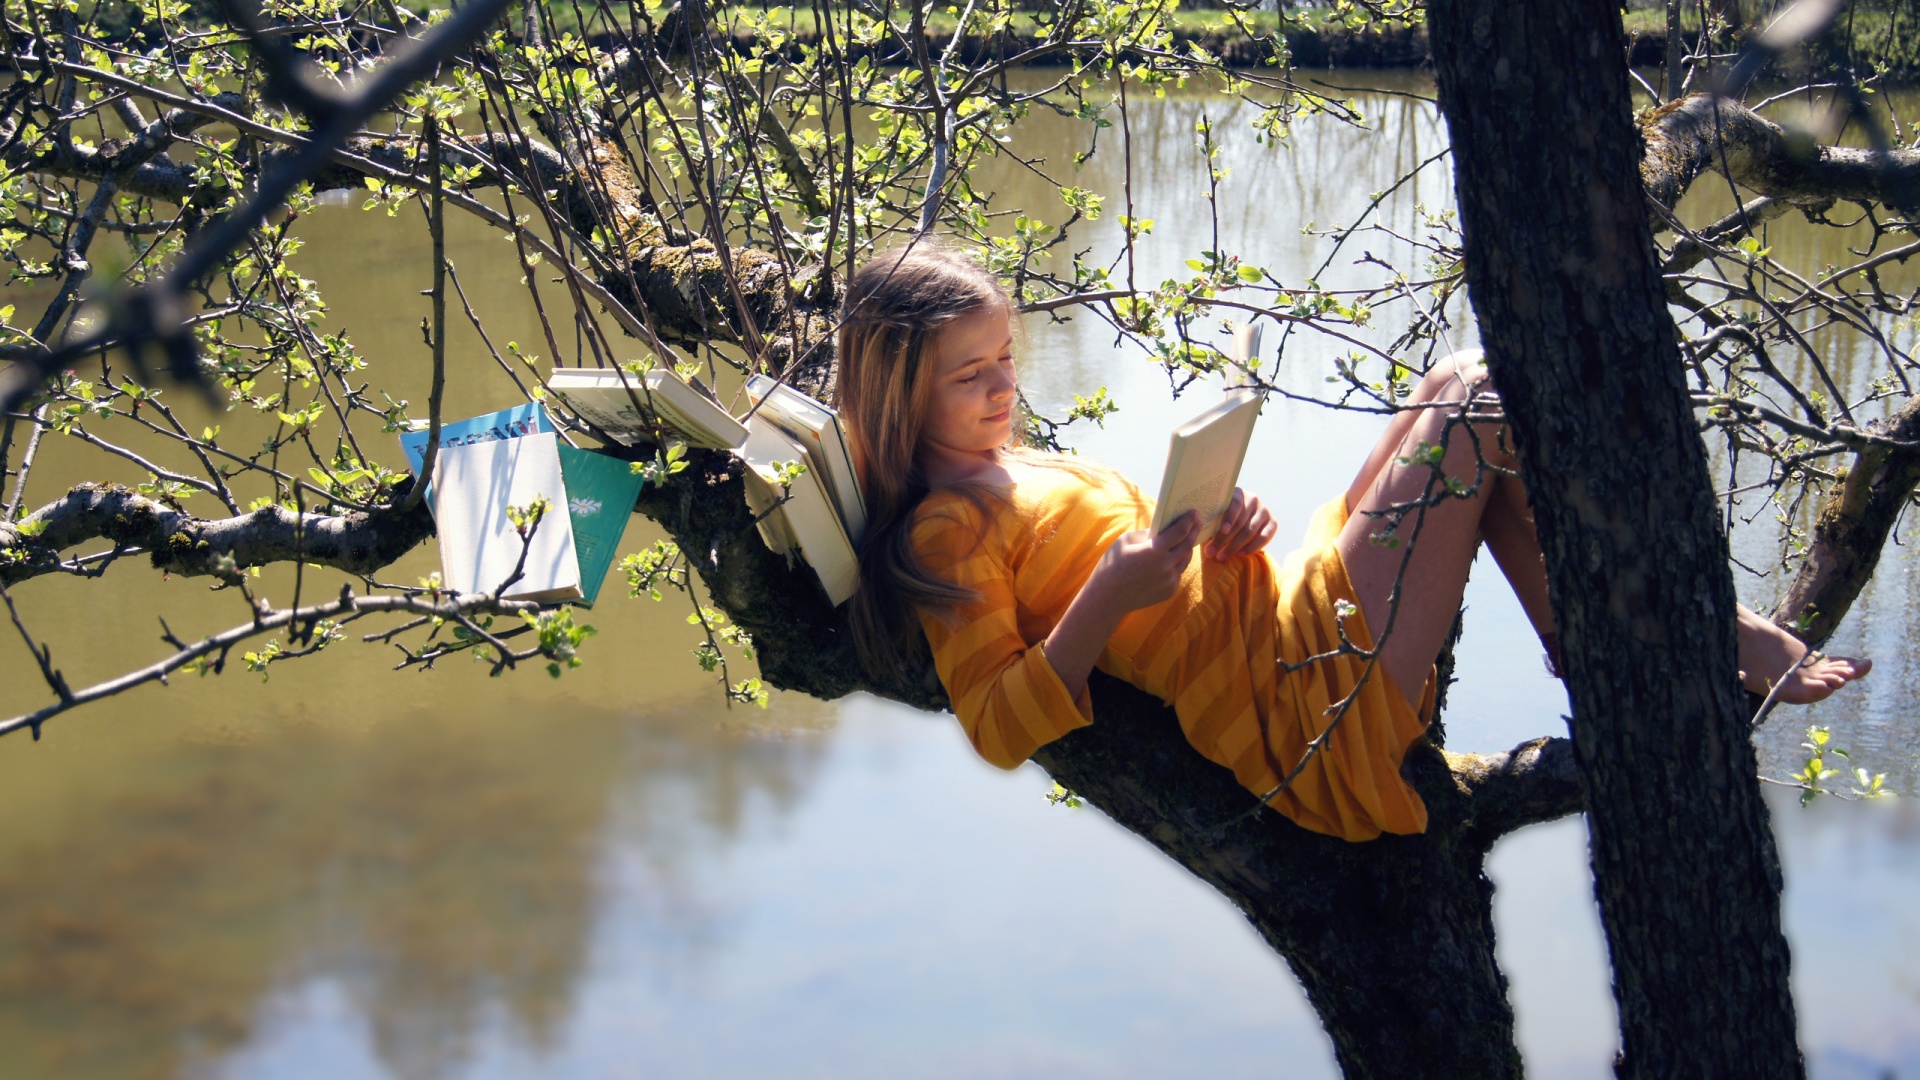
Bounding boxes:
1422 351 1492 399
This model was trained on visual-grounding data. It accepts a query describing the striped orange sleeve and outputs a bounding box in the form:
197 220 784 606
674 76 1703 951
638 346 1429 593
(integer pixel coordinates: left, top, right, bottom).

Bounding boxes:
912 501 1094 770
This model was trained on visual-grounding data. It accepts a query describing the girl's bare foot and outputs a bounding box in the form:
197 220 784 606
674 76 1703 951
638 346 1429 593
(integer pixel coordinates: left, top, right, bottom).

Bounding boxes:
1736 605 1872 704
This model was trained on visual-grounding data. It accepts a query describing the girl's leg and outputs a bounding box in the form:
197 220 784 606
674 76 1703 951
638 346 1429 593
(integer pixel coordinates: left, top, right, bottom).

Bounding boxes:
1337 356 1516 706
1346 358 1552 643
1480 472 1555 641
1342 357 1467 514
1338 357 1868 707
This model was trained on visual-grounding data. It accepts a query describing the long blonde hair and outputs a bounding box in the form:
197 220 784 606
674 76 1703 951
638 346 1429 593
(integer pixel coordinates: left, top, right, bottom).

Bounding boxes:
837 244 1012 681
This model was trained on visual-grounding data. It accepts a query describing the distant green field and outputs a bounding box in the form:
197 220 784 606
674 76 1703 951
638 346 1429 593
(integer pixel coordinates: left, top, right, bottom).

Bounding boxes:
83 0 1920 79
1618 6 1920 78
515 4 1396 42
521 3 1914 78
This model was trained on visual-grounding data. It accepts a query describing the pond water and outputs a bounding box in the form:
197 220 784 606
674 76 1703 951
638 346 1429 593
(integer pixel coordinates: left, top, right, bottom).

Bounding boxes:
3 70 1919 1080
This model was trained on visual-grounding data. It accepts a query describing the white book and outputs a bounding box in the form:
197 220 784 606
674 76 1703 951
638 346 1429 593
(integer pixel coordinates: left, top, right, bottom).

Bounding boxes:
433 432 583 603
738 415 860 606
744 373 868 545
548 366 748 450
739 461 798 557
1230 321 1263 368
1150 388 1263 545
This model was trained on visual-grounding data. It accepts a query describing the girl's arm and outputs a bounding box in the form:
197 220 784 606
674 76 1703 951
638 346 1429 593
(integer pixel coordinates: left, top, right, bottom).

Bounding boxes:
1041 513 1201 697
917 504 1103 768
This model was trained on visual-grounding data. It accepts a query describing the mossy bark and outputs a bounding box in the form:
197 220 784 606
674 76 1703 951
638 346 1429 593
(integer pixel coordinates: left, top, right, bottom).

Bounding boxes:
1771 394 1920 647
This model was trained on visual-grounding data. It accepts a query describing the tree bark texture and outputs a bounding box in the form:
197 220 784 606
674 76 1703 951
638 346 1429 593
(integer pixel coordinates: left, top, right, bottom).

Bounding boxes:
0 481 435 587
1037 677 1584 1080
1639 93 1920 215
1426 0 1803 1076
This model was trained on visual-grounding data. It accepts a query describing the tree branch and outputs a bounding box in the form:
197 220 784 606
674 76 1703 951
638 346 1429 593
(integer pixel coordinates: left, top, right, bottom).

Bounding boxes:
1449 736 1587 843
0 0 515 413
1769 393 1920 647
0 584 551 740
0 481 434 586
1641 92 1920 216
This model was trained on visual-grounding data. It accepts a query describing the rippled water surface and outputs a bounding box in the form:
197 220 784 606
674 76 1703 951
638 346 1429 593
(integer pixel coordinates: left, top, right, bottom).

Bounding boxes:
2 70 1918 1080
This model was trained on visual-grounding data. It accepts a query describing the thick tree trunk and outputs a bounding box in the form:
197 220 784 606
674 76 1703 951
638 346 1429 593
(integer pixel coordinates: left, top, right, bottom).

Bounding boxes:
1427 0 1803 1076
1037 677 1581 1079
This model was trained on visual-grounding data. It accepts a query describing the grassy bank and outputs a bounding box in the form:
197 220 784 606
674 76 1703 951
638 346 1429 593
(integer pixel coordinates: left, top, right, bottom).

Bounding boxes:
543 3 1920 80
81 1 1920 80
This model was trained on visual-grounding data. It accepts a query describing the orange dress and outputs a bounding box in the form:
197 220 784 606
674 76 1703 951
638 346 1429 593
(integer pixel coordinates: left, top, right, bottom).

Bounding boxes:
910 465 1433 842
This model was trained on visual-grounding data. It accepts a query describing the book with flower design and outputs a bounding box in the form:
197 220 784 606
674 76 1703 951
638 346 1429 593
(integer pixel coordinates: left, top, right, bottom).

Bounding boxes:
554 442 645 606
413 408 642 606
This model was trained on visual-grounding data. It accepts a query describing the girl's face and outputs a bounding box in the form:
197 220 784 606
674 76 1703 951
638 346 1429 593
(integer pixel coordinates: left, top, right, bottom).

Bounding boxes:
919 301 1017 476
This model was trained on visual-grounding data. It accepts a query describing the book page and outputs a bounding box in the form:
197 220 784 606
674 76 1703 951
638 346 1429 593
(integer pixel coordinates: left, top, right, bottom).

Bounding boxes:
1157 461 1240 541
398 403 552 506
738 417 859 604
552 385 647 445
745 374 867 543
551 370 746 449
434 433 582 602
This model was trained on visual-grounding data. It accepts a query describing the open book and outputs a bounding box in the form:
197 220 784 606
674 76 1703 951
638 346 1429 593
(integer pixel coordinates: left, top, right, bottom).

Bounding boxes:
1149 322 1267 542
409 407 644 605
433 431 585 603
1151 388 1263 545
744 373 867 546
399 402 553 504
548 366 748 450
738 414 860 606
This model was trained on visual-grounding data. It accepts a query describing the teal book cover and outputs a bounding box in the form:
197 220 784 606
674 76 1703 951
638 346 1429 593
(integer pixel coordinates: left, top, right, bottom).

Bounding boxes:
555 445 646 606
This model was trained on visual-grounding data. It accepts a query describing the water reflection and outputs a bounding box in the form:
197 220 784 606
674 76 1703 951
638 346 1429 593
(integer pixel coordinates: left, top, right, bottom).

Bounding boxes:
0 69 1917 1080
0 690 829 1080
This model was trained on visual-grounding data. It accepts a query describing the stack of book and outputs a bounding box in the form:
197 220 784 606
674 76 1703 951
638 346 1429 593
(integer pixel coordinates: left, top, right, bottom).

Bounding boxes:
401 404 644 605
736 373 865 606
412 368 867 609
545 365 864 606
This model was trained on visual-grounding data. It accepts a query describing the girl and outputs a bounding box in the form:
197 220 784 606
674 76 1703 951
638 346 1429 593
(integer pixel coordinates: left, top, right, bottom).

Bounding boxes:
836 246 1869 842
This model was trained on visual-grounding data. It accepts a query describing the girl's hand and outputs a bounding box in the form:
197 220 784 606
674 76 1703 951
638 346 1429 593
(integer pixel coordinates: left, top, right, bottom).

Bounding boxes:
1205 488 1277 562
1086 512 1202 617
1042 513 1200 698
